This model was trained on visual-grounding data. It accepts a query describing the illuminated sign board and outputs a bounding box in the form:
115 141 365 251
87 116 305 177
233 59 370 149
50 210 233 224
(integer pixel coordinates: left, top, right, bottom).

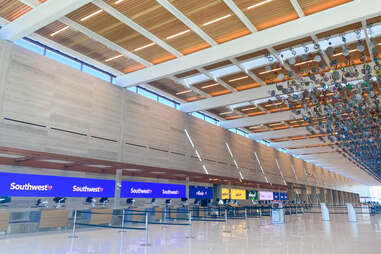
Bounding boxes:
189 186 213 199
121 181 186 198
273 192 280 200
259 191 274 201
221 188 229 199
246 190 258 200
0 172 115 197
280 193 288 200
231 189 246 200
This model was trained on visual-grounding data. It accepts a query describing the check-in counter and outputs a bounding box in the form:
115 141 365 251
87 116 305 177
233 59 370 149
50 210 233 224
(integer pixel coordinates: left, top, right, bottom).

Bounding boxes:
0 210 9 232
154 207 162 221
90 209 113 225
39 209 68 229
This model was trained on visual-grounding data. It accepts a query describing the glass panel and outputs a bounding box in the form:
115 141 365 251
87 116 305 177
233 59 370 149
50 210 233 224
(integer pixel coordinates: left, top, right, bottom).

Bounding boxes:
158 97 175 108
82 65 111 82
193 112 205 120
127 86 137 92
138 88 158 101
45 50 81 70
14 39 44 55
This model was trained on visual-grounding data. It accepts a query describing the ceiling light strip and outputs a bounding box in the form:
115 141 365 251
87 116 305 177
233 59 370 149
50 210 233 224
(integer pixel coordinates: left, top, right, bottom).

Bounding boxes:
228 76 249 82
201 83 219 89
259 67 282 75
247 0 272 10
50 26 69 37
105 54 123 62
134 42 155 52
176 89 192 95
80 9 103 22
166 29 191 40
114 0 125 4
203 14 232 26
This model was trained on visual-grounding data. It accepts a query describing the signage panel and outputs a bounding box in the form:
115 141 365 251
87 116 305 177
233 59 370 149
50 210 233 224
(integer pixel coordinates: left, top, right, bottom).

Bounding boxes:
259 191 274 201
280 193 288 200
221 188 229 199
273 192 280 200
189 186 213 199
121 181 186 198
231 189 246 200
0 172 115 197
247 190 258 200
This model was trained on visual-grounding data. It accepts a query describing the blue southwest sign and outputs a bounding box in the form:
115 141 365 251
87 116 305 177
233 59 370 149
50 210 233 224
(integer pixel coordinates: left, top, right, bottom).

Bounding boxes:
121 181 186 198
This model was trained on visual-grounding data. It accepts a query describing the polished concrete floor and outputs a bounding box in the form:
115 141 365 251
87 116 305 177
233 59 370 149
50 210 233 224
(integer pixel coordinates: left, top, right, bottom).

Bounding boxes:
1 214 381 254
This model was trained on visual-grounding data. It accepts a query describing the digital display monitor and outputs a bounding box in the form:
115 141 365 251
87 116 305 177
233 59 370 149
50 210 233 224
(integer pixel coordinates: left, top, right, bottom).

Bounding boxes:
121 181 186 198
280 193 288 200
189 186 213 199
231 189 246 200
221 188 229 199
273 192 280 200
246 190 258 200
0 172 115 197
259 191 274 201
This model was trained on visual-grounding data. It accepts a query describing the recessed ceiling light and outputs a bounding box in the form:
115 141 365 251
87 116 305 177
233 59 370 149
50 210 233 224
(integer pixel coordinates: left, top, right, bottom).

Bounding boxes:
332 49 358 57
247 0 272 10
80 9 103 22
259 68 282 75
201 83 219 89
167 29 191 40
294 59 315 66
134 42 155 52
228 76 249 82
203 14 232 26
241 106 257 111
219 111 234 115
105 54 123 62
114 0 125 4
176 90 192 95
50 26 69 37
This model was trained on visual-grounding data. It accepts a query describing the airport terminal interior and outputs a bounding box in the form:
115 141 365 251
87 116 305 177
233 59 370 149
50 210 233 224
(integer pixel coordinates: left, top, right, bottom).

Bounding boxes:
0 0 381 253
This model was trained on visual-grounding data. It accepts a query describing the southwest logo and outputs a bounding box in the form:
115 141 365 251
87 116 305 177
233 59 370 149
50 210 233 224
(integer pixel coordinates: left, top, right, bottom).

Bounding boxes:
73 185 104 192
10 182 52 191
130 188 152 194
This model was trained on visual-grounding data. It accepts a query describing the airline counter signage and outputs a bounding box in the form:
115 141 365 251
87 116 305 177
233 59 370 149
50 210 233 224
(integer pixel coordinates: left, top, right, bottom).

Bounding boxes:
247 190 258 200
221 188 229 199
259 191 274 201
273 192 280 200
121 181 186 198
189 186 213 199
280 193 288 200
0 172 115 197
231 189 246 200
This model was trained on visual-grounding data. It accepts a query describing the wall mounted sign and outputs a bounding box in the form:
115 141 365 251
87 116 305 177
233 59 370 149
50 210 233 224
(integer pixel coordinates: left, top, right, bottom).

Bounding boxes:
273 192 280 200
280 193 288 200
221 188 229 199
246 190 258 200
189 186 213 199
121 181 186 198
259 191 274 201
0 172 115 197
231 189 246 200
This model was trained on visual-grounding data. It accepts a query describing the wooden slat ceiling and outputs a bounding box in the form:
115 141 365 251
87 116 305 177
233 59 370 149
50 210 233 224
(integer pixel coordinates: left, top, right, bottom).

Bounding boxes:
298 0 353 16
0 0 31 21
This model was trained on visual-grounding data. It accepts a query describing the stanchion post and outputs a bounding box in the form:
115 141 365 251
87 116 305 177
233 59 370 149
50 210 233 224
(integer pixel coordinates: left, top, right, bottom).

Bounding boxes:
119 209 126 233
70 210 78 238
186 211 194 239
245 208 249 230
140 212 151 246
223 209 231 233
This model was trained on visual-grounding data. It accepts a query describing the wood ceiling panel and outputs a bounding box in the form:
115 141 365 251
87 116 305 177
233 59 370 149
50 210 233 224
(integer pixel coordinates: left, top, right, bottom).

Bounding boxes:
193 80 230 96
251 64 288 84
316 22 361 39
273 36 313 51
170 0 250 43
220 72 260 90
36 21 144 73
367 16 381 25
234 0 299 31
148 78 197 99
297 0 353 16
103 0 210 55
66 3 175 64
0 0 31 21
235 49 269 62
204 60 233 70
174 69 200 79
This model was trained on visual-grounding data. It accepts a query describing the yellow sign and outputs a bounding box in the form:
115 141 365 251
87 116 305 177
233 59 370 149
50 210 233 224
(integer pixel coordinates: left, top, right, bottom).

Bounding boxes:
221 188 229 199
231 189 246 200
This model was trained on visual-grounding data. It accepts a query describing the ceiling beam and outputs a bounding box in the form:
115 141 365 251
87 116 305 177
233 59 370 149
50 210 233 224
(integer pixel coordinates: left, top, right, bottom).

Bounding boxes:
60 17 152 67
156 0 216 46
0 0 93 41
223 0 257 33
231 58 266 86
250 128 311 140
361 20 376 62
290 0 305 18
197 68 236 92
222 111 294 129
93 0 182 58
116 0 381 86
310 34 332 68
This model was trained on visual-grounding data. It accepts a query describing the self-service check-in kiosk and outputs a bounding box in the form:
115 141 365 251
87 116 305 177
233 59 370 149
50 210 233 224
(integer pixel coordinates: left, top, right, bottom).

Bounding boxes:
272 202 285 224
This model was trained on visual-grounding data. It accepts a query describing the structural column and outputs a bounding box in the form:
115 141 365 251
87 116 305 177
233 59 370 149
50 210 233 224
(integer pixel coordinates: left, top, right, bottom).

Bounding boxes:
288 187 296 203
327 189 334 205
311 187 318 205
114 169 123 209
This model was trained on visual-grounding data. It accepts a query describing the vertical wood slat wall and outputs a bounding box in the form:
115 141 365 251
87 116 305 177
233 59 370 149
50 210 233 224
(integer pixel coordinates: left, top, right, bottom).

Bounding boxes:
0 39 361 191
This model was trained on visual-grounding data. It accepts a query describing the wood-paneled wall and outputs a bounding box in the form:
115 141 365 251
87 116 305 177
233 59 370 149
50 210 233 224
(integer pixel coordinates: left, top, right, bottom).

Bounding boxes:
0 40 360 191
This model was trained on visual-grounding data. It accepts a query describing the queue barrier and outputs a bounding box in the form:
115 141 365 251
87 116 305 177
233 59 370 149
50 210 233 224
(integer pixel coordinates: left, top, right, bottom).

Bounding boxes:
0 210 9 232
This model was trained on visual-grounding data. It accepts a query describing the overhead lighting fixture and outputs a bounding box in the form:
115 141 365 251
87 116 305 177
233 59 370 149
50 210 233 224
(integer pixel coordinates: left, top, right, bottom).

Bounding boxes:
332 49 358 57
294 59 315 66
134 42 155 52
247 0 272 10
80 9 103 22
219 111 234 115
201 83 219 89
50 26 69 37
114 0 125 4
259 67 282 75
176 89 192 95
203 14 232 26
241 106 257 111
228 76 249 82
105 54 123 62
166 29 191 40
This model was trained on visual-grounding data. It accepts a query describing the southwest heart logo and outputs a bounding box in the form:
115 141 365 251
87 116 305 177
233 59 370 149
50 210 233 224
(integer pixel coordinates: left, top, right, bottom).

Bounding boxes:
99 187 104 192
48 185 53 190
